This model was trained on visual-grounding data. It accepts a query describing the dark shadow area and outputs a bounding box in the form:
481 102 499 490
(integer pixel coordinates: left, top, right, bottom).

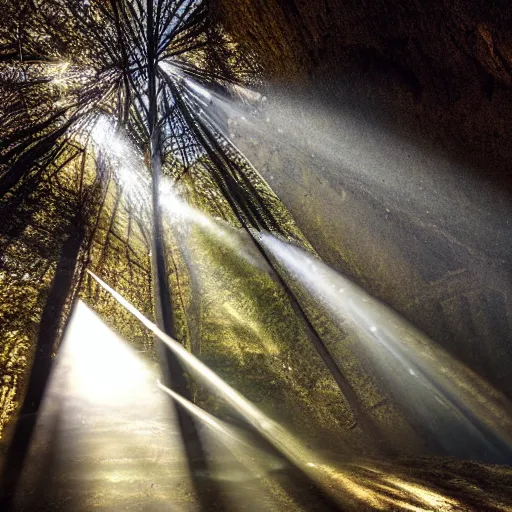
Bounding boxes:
13 398 66 511
0 217 85 510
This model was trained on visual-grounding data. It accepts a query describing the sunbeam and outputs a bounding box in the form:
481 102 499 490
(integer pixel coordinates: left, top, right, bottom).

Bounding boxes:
258 233 512 463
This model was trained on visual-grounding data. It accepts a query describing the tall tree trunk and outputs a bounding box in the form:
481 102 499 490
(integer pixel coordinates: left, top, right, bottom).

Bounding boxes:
146 2 222 508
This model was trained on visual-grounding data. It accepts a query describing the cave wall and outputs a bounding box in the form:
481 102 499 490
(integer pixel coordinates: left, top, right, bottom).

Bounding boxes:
213 0 512 175
212 0 512 398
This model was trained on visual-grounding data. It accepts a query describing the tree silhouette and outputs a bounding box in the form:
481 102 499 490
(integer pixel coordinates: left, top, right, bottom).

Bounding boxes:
0 2 379 508
1 0 369 430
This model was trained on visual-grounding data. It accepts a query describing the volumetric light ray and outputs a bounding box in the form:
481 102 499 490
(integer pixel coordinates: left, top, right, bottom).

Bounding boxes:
158 381 284 474
86 269 341 501
258 233 512 463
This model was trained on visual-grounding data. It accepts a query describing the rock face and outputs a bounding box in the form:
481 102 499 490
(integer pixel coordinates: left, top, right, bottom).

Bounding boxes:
213 0 512 175
212 0 512 401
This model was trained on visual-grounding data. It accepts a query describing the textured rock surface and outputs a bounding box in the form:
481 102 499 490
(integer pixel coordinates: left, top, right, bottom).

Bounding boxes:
213 0 512 175
213 0 512 399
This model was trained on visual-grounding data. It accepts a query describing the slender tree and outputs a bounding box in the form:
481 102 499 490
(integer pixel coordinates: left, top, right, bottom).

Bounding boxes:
0 0 367 441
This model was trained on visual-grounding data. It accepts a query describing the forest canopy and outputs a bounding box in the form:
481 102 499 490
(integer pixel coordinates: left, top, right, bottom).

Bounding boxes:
0 0 367 450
